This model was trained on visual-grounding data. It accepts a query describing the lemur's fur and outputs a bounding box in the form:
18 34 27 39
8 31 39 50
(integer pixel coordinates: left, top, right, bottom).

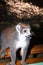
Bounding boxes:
0 23 31 65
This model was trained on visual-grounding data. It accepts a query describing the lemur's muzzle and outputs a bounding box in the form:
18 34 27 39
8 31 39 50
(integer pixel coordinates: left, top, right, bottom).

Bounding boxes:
25 35 32 38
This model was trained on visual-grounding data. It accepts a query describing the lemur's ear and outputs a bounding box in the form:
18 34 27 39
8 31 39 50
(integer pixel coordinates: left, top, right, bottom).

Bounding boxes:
15 24 21 33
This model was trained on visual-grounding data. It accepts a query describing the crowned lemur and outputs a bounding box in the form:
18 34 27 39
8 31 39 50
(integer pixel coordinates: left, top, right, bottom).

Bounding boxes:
0 23 31 65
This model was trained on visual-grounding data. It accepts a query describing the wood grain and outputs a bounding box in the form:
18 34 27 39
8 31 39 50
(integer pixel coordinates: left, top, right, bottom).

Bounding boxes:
0 44 43 65
0 45 43 58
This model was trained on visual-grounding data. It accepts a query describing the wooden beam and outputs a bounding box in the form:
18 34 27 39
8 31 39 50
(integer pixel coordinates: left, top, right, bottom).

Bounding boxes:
0 57 43 65
16 57 43 64
0 45 43 58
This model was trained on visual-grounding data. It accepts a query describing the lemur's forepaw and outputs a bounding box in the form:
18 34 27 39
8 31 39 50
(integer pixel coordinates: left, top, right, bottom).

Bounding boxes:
21 62 27 65
23 63 27 65
6 62 15 65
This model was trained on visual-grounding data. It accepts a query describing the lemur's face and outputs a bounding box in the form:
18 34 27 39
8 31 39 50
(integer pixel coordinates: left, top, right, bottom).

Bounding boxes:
15 23 31 39
21 28 31 38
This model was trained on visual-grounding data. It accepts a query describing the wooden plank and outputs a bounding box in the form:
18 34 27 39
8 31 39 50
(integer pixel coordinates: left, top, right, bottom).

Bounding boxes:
16 57 43 65
31 45 43 54
26 57 43 64
0 45 43 58
0 57 43 65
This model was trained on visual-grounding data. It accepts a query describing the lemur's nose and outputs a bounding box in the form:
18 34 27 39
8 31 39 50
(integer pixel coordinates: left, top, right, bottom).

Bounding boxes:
28 34 32 38
25 35 32 38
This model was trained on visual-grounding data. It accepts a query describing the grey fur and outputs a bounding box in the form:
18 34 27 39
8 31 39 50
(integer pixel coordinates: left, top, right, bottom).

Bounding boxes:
0 23 31 65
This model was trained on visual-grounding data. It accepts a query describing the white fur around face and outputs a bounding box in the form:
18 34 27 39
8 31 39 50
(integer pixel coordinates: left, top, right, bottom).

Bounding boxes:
15 24 31 50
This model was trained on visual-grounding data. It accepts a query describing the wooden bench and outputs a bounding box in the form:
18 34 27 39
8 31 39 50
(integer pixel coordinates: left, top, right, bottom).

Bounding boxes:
0 44 43 64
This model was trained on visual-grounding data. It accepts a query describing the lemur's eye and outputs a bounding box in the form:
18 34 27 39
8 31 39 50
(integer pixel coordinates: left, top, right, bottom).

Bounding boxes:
24 30 27 32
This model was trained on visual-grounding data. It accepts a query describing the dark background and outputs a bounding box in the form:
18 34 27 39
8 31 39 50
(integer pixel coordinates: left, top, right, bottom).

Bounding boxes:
0 0 43 45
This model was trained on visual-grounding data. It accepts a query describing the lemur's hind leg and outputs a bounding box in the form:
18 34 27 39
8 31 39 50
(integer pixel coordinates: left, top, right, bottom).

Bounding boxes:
6 47 16 65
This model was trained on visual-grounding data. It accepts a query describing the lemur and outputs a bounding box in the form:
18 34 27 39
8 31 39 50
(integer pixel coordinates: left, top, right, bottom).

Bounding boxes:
0 23 31 65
